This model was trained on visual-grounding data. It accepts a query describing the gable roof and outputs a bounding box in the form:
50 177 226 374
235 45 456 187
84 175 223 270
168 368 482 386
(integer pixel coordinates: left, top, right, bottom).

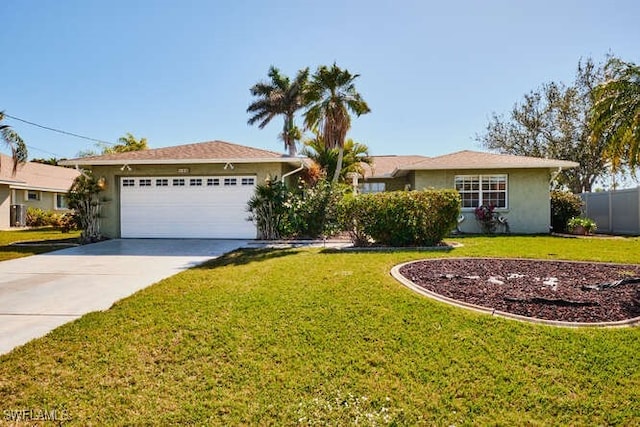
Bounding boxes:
393 150 579 176
361 155 429 179
0 154 80 192
60 140 298 166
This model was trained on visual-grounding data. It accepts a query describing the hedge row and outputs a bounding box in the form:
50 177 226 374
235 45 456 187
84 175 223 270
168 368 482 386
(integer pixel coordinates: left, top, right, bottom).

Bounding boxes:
338 189 461 247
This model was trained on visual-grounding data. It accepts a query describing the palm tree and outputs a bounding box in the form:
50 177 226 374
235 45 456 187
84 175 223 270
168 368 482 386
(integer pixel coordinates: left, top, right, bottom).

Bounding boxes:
300 133 372 183
591 58 640 171
103 132 149 154
0 111 28 173
303 63 371 183
247 66 309 157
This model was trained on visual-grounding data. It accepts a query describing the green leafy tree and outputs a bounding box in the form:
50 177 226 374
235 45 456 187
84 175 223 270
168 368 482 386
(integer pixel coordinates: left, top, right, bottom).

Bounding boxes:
0 111 28 174
247 66 309 157
300 133 372 183
304 63 371 183
591 57 640 172
477 58 608 193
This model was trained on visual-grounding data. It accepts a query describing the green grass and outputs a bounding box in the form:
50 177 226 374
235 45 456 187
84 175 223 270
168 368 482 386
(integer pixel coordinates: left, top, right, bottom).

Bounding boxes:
0 228 81 261
1 236 639 425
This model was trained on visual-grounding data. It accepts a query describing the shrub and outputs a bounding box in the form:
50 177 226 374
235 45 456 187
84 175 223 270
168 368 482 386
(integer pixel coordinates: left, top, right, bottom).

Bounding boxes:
286 179 345 238
339 189 461 247
551 190 583 233
26 207 63 227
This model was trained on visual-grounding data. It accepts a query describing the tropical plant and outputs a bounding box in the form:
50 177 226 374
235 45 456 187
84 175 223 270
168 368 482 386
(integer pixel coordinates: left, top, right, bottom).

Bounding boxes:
304 63 371 183
104 132 148 154
246 178 290 239
67 172 104 243
591 57 640 172
0 110 28 173
300 133 372 183
247 66 309 157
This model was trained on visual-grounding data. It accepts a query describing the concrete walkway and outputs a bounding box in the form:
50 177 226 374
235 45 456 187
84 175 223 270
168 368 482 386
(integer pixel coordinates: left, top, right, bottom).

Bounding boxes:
0 239 248 355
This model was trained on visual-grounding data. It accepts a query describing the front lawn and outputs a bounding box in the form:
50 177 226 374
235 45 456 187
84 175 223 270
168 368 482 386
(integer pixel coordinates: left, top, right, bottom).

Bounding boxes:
0 228 80 261
0 236 639 425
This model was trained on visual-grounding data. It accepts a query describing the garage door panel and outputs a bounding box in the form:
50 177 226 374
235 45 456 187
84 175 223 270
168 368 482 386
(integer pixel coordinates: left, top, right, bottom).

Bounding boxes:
120 176 256 239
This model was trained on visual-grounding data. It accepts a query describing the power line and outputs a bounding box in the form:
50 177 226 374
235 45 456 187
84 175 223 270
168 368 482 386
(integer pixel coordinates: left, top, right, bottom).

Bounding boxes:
4 113 116 146
25 144 63 158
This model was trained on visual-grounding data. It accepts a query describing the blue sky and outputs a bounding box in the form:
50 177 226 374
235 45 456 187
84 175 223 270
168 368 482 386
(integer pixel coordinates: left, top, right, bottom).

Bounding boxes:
1 0 638 160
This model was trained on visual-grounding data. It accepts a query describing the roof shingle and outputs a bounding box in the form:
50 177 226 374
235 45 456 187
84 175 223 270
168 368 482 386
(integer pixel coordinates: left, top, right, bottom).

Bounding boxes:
395 150 579 173
62 140 289 165
0 155 80 192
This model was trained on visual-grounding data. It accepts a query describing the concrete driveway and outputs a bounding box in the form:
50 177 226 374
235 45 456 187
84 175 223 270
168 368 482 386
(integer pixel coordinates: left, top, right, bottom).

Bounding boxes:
0 239 248 355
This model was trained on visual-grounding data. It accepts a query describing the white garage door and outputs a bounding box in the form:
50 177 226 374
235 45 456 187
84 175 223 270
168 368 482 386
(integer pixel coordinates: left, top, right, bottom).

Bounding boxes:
120 176 257 238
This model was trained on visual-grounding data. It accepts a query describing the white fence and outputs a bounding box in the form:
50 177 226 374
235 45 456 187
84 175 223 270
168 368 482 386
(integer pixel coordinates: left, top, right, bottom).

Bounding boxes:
581 187 640 235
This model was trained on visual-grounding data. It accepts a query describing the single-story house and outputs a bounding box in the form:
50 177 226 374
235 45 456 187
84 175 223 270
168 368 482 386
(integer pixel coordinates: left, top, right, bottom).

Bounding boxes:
60 141 304 239
61 141 578 238
358 150 578 234
0 154 80 228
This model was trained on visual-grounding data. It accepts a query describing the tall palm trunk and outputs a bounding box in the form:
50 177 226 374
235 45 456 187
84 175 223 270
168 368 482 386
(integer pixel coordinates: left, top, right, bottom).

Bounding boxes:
332 147 344 183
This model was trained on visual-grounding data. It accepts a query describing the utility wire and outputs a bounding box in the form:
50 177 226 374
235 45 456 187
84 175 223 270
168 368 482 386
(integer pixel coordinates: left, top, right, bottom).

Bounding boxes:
25 144 63 158
4 113 116 146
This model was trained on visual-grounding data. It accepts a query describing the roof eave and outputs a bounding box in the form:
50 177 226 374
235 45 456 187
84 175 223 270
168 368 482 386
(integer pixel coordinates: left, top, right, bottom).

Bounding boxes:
396 163 579 173
9 184 71 192
59 157 301 167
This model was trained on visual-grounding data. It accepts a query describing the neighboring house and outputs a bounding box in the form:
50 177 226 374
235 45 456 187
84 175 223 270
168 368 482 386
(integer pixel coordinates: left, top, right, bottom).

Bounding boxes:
0 154 80 228
60 141 304 239
359 150 578 234
61 141 578 239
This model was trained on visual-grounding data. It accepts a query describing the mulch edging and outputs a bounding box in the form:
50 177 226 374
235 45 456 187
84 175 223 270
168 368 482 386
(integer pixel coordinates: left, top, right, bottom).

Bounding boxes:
391 257 640 328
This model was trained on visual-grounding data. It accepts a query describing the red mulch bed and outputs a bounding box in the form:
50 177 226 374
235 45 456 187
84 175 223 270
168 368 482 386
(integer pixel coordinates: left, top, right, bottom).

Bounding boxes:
398 258 640 323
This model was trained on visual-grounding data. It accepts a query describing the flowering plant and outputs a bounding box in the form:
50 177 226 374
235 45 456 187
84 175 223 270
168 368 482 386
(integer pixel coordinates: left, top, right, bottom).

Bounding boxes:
474 204 498 234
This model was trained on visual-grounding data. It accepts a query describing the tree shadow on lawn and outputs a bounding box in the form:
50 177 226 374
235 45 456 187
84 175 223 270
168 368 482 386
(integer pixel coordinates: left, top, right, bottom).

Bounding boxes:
195 247 300 270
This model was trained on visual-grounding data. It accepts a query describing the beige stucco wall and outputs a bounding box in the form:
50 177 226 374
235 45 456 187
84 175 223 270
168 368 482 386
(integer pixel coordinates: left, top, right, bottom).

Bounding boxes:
412 168 553 234
88 162 293 238
362 176 409 192
13 190 69 212
0 186 11 229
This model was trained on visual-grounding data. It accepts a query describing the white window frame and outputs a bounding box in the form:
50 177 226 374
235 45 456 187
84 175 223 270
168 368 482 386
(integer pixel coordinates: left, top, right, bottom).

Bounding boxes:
122 179 135 187
455 174 508 210
55 193 68 210
139 179 152 187
26 190 41 201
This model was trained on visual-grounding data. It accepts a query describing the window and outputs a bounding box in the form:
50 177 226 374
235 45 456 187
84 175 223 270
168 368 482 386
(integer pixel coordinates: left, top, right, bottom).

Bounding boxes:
56 194 68 209
455 175 507 209
122 179 135 187
359 182 385 194
139 179 152 187
27 190 41 201
224 178 237 186
190 178 203 186
207 178 220 186
156 179 169 187
173 179 185 186
241 177 255 186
